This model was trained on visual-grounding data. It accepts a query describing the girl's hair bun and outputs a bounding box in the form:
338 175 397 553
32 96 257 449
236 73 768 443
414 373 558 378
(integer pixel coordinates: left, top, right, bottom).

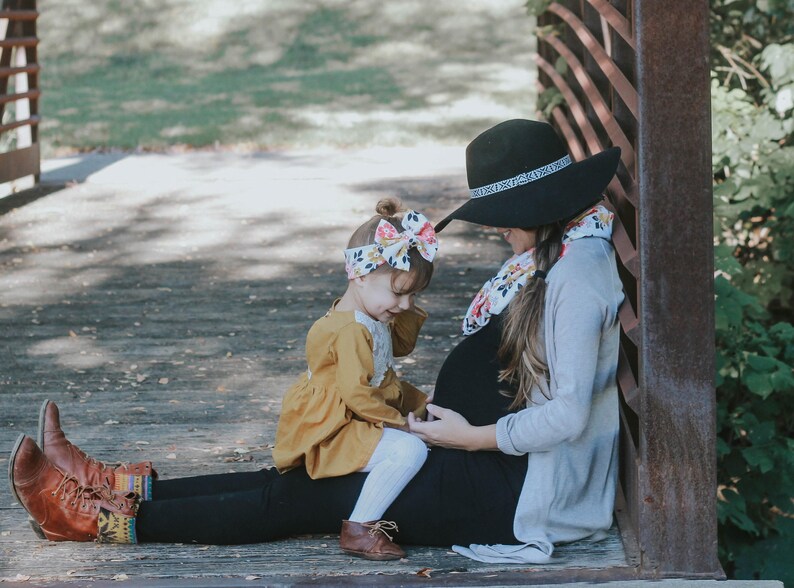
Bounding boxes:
375 198 404 217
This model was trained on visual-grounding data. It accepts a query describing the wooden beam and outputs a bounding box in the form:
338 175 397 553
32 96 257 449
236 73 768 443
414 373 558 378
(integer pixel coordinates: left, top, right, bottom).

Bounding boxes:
634 0 720 576
0 142 39 184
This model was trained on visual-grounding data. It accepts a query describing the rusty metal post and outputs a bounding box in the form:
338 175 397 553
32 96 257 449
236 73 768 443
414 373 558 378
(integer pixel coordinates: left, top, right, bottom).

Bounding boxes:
634 0 720 576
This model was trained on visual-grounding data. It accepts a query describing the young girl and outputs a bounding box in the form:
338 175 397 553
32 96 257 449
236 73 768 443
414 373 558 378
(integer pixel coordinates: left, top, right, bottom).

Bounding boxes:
272 199 437 561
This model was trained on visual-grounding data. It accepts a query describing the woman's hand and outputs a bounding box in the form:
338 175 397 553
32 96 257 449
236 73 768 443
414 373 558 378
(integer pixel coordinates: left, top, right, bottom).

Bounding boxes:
408 404 498 451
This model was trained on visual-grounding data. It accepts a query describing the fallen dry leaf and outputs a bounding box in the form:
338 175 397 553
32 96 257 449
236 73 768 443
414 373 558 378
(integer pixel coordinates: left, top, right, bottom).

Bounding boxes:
68 330 78 337
224 454 254 462
158 378 169 384
416 568 432 577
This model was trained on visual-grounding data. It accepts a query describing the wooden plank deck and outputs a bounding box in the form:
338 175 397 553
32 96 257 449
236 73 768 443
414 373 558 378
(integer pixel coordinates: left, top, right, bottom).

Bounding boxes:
0 149 634 585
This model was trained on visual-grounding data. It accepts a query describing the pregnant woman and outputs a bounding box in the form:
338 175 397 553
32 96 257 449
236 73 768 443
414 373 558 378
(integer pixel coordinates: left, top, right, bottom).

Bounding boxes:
9 119 624 564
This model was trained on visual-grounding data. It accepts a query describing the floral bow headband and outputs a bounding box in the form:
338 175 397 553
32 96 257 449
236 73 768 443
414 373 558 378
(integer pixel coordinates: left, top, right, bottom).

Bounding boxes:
344 210 438 279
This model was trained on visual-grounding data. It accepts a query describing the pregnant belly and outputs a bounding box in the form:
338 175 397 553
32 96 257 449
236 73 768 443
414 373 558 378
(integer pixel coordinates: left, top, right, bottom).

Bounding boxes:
432 316 516 426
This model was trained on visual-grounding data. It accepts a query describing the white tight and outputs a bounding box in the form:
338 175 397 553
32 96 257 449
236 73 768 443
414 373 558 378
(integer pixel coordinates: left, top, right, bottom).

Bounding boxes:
348 428 428 523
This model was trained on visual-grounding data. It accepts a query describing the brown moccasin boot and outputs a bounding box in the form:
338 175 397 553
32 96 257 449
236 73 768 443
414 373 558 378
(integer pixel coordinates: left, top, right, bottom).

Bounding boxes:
339 520 405 560
38 400 156 500
8 434 139 543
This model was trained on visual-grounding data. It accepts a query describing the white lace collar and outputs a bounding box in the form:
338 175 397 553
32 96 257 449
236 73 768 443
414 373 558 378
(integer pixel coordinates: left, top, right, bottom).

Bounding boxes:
353 311 393 387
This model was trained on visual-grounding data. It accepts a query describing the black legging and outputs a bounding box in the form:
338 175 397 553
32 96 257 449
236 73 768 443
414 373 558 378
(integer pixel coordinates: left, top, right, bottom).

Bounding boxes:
136 445 526 545
136 322 527 545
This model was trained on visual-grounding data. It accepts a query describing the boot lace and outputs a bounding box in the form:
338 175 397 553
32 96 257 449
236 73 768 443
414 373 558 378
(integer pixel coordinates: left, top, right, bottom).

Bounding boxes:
52 470 125 510
364 520 399 541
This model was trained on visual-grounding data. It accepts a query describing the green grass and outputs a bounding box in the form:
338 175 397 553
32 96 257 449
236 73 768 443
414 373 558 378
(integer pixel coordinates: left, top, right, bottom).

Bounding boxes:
36 1 536 154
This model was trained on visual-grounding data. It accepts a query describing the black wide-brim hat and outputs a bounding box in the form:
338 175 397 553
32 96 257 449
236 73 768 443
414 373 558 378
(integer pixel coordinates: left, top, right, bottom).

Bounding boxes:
435 119 621 232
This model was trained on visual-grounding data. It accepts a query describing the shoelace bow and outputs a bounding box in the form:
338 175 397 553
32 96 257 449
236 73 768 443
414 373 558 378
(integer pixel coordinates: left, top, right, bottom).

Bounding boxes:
364 520 399 541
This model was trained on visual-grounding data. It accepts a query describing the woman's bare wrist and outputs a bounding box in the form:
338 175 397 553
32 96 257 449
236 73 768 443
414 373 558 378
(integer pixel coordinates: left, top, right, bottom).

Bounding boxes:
468 424 498 451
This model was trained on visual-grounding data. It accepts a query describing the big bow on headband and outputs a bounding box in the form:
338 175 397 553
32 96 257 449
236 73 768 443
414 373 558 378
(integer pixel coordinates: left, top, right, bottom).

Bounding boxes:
344 210 438 279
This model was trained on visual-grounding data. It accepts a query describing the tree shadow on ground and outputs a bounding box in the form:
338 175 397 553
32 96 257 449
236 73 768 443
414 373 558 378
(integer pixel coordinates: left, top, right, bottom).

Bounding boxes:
37 0 536 153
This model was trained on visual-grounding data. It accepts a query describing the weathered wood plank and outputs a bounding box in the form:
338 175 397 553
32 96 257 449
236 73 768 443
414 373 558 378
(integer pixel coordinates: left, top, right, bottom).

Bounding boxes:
0 150 632 583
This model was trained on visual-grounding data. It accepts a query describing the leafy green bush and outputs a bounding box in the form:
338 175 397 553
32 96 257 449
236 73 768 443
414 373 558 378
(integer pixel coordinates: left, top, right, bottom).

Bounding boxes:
712 1 794 583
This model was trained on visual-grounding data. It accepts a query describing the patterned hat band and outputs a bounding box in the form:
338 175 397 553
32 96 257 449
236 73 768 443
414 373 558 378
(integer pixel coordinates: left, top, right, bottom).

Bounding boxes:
469 154 572 199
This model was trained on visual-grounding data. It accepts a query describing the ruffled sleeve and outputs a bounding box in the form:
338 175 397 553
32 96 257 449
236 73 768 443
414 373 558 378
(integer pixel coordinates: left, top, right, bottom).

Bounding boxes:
390 306 427 357
333 323 406 426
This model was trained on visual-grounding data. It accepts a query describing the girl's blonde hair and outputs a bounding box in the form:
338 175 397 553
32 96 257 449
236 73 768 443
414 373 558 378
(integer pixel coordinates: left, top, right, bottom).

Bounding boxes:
497 220 566 409
347 198 434 293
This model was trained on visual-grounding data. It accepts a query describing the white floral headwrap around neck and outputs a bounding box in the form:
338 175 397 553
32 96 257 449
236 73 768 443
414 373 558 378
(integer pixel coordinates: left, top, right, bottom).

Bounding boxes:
344 210 438 279
462 205 614 335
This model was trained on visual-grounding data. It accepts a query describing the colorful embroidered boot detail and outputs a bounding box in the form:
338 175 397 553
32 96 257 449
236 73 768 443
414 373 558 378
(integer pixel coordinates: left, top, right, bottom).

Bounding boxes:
113 471 153 501
97 506 138 544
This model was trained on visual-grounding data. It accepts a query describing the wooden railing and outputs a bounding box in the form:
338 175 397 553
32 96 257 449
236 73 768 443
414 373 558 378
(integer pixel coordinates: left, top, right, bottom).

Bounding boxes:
0 0 39 186
537 0 721 577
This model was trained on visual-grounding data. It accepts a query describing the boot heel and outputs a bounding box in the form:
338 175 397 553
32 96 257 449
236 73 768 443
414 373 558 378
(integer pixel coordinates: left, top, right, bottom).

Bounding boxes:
37 398 50 450
8 434 46 539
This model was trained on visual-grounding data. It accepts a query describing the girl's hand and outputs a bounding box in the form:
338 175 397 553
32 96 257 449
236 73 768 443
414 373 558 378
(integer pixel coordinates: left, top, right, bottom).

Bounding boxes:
424 390 435 422
385 421 411 433
408 404 497 451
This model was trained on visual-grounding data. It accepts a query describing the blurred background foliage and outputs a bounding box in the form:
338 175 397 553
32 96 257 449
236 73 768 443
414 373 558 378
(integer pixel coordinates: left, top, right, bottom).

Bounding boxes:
710 0 793 584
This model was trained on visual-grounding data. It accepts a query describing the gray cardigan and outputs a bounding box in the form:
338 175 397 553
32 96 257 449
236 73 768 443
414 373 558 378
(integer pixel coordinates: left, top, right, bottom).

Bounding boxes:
454 237 624 563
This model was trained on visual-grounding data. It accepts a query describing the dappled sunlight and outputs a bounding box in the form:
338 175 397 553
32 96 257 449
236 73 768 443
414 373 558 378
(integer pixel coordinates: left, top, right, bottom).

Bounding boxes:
2 145 479 387
28 333 120 370
0 262 117 306
36 0 535 152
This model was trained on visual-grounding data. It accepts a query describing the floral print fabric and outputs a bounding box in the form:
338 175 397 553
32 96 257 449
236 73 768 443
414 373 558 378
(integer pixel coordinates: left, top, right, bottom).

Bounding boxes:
462 205 614 335
344 210 438 279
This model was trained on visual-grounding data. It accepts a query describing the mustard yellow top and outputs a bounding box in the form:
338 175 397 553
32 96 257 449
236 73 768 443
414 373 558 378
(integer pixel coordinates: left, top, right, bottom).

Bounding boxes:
273 304 429 479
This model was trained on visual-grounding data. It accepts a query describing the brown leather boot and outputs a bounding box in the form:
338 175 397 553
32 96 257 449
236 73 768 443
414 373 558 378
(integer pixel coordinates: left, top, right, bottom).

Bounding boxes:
339 520 406 560
38 400 156 500
9 435 139 543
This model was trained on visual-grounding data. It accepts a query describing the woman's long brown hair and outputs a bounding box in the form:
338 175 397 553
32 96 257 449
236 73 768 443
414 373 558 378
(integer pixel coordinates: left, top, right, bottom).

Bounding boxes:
497 221 566 410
